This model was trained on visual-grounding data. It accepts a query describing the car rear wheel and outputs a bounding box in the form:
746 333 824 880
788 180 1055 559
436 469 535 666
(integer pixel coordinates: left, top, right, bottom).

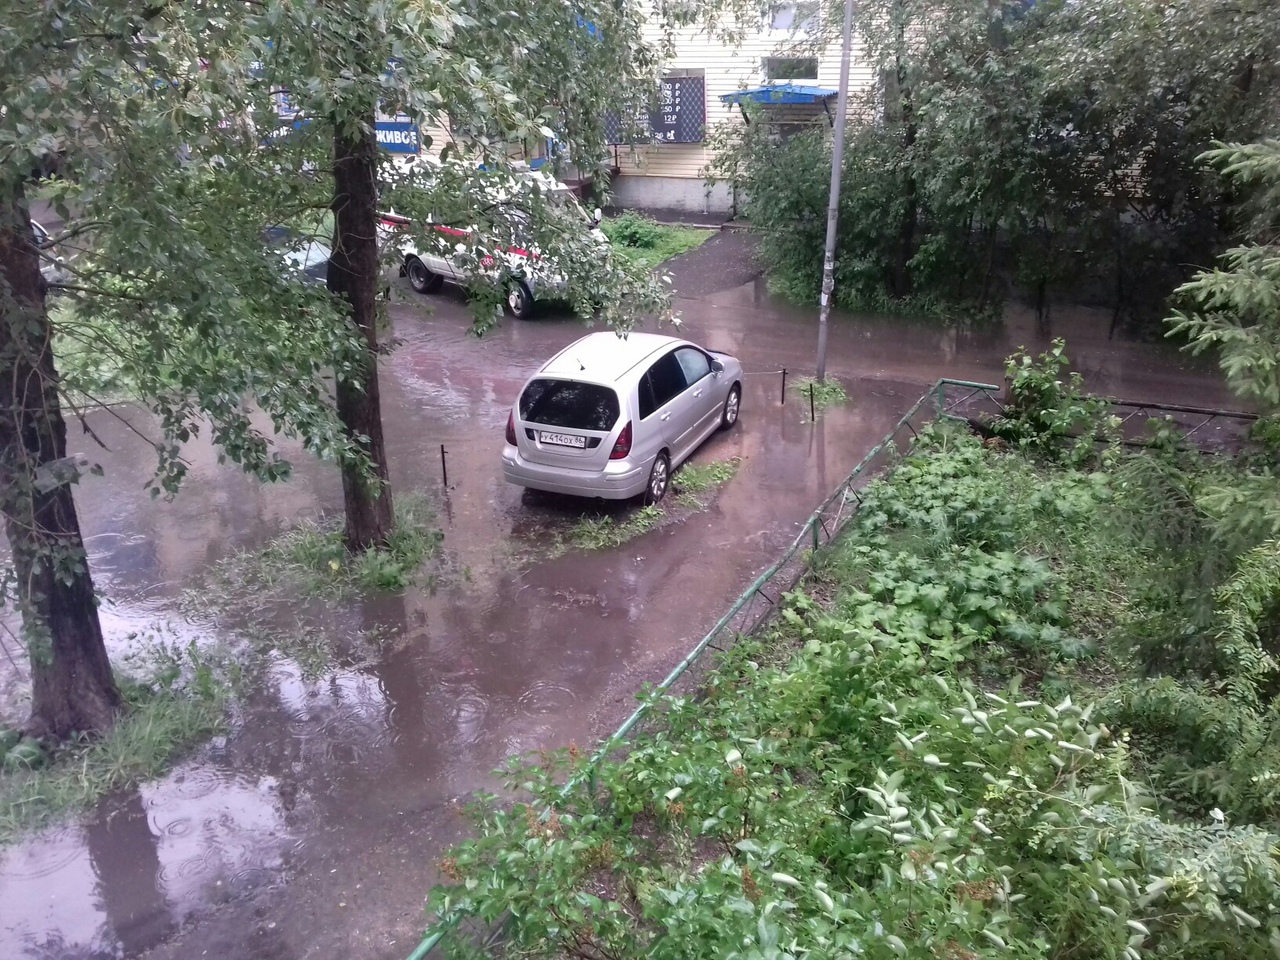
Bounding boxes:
507 278 534 320
720 384 741 430
406 256 440 294
644 452 670 505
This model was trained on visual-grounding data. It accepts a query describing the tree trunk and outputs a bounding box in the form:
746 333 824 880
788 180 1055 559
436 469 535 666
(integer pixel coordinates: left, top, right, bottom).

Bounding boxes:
0 188 121 740
328 118 394 552
892 52 917 299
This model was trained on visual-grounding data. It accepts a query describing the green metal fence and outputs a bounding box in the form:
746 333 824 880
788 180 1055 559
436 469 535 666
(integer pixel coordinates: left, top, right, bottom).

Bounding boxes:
405 377 1258 960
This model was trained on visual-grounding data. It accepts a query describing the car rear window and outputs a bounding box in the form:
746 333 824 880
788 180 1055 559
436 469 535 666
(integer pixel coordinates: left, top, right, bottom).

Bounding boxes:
519 379 620 432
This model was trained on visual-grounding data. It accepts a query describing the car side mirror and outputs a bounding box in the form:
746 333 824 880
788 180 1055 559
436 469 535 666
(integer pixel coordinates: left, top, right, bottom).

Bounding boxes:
711 358 724 373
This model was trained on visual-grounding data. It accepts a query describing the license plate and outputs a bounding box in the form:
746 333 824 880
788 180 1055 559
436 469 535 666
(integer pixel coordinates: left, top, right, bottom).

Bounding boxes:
540 431 585 449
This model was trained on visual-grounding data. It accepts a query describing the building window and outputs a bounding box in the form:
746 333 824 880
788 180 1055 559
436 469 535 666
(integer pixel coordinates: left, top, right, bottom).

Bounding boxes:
769 2 820 33
763 56 819 82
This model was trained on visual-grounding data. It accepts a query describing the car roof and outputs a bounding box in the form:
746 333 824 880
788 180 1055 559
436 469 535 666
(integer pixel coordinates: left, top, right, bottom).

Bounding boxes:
538 332 684 385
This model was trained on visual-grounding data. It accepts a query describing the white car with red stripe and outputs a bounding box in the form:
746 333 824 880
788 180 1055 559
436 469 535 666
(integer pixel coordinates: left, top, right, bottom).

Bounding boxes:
378 170 605 320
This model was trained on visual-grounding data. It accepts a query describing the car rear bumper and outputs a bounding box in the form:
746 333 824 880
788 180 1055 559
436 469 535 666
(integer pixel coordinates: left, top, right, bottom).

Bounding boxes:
502 446 646 499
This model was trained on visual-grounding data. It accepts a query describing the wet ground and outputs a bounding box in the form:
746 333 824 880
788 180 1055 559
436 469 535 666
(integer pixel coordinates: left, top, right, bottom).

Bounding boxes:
0 232 1238 960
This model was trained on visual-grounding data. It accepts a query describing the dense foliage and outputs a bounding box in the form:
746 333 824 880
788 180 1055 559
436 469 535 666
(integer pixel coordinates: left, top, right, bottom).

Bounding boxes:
1168 141 1280 415
704 0 1280 323
601 212 712 269
1 0 673 737
424 350 1280 958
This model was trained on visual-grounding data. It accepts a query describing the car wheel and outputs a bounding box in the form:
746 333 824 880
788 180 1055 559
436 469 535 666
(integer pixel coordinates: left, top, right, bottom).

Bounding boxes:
507 278 534 320
720 383 741 430
644 452 670 506
406 257 440 294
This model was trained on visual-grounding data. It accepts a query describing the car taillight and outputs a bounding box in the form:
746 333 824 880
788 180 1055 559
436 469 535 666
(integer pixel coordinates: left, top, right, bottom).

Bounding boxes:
505 411 516 445
610 421 632 460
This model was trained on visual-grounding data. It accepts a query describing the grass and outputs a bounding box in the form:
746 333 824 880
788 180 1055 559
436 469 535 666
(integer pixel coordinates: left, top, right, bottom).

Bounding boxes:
559 505 664 552
212 492 444 598
673 457 741 509
791 375 849 420
0 641 228 844
601 212 712 270
546 458 741 554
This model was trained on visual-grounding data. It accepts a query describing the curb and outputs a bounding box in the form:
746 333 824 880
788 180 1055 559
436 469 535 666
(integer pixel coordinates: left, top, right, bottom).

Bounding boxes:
645 219 754 233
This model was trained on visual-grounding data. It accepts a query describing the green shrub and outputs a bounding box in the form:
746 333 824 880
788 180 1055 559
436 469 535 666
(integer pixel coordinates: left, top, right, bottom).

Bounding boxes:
605 211 665 249
989 339 1119 466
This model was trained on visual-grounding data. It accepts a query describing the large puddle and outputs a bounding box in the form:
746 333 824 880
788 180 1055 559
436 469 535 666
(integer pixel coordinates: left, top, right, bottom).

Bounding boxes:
0 235 1233 959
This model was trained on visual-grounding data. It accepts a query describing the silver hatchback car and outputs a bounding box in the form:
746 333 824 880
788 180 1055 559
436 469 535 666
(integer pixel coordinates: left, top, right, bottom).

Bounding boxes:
503 332 743 503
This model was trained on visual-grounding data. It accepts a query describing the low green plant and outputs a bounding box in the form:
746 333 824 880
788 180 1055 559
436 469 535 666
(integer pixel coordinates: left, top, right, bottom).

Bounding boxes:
673 458 740 508
426 422 1280 957
604 211 666 248
602 213 711 270
558 505 663 553
543 459 740 552
0 640 228 844
791 376 849 420
430 595 1280 960
212 492 443 597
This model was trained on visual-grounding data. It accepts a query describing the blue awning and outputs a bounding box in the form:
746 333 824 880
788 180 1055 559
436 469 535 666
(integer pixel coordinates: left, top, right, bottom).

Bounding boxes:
720 84 838 105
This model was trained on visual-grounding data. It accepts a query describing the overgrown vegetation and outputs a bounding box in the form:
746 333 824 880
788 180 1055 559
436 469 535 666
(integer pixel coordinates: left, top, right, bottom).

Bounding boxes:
0 640 228 844
602 212 712 269
704 0 1280 325
423 343 1280 959
211 492 444 597
673 458 740 509
986 339 1120 467
558 505 664 553
791 376 849 421
546 459 741 553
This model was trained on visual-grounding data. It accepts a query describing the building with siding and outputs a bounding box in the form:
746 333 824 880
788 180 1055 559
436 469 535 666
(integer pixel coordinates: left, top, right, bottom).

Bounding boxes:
400 3 876 216
608 2 876 215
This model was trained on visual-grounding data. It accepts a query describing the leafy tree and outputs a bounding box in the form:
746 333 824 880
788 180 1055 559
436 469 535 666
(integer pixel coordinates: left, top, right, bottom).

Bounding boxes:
703 0 1280 322
246 0 671 548
1168 141 1280 414
0 0 670 739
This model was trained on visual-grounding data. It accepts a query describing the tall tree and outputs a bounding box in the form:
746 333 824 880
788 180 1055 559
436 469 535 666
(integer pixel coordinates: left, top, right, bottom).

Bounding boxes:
1 0 674 737
246 0 672 546
700 0 1280 318
329 115 394 550
0 187 121 738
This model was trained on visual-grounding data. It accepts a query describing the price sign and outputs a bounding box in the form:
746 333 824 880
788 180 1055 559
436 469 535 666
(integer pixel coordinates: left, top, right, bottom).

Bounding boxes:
605 76 706 145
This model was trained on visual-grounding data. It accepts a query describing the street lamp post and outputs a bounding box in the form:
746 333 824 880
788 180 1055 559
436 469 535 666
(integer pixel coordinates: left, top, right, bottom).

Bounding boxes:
816 0 857 382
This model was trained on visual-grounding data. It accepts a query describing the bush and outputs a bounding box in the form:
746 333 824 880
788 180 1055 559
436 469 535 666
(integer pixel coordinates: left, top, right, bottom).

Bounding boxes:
605 211 665 249
988 339 1120 466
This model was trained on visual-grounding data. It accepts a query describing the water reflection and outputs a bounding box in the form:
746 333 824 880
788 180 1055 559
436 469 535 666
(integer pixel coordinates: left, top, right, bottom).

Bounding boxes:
86 791 173 956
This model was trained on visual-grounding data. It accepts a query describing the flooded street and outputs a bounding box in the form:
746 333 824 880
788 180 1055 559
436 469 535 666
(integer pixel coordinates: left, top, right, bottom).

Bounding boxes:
0 233 1235 960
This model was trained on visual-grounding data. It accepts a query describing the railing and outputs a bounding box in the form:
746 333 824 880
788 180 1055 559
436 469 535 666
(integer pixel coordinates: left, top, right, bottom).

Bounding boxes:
940 380 1259 451
406 378 1257 959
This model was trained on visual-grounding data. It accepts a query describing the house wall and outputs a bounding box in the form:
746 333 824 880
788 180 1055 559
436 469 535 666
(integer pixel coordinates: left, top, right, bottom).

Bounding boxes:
394 7 880 217
611 9 878 215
